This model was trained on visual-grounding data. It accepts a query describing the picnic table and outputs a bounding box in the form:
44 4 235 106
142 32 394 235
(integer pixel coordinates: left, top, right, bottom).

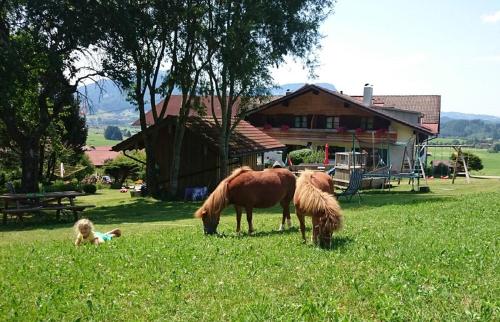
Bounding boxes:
0 191 95 224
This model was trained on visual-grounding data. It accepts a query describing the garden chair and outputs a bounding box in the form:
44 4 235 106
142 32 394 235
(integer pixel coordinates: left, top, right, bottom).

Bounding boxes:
5 182 15 193
335 168 363 203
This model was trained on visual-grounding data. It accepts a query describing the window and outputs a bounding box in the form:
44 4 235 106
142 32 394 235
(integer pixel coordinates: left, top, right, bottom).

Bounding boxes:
294 116 308 128
326 116 340 129
360 117 373 130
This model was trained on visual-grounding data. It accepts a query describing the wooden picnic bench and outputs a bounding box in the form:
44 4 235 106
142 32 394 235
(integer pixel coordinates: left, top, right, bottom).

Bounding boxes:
0 191 95 224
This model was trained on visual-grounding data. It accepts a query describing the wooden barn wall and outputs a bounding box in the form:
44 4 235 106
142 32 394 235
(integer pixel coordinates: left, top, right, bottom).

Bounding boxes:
153 124 261 197
154 124 219 197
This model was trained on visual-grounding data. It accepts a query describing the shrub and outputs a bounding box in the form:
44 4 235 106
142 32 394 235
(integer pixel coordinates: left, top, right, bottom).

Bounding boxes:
43 180 80 192
450 152 483 171
303 150 325 164
82 184 97 194
288 148 313 165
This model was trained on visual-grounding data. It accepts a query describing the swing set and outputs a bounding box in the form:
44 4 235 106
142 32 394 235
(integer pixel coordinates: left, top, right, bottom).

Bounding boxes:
426 144 473 184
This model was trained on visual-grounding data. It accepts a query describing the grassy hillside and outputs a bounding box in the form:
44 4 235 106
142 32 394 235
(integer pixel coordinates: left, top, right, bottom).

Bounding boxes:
1 178 499 320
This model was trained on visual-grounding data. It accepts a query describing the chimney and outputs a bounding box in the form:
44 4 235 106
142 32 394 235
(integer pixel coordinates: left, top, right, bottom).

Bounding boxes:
363 83 373 106
285 89 291 96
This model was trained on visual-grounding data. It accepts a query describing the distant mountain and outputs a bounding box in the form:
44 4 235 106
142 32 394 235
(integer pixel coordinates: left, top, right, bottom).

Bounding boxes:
441 112 500 123
79 79 337 126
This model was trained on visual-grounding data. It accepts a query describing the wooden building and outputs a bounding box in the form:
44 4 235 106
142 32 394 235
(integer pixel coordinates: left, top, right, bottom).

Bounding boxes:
112 116 284 197
246 84 438 174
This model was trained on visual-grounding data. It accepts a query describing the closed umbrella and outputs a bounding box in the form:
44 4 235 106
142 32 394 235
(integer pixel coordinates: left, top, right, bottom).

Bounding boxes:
323 144 329 165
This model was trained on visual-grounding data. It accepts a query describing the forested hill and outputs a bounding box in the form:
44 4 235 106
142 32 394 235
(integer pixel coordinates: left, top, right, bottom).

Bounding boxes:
440 118 500 139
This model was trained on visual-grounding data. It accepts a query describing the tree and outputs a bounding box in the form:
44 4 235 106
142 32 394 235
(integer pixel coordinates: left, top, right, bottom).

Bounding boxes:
0 0 101 192
104 126 123 140
99 0 207 198
203 0 334 179
103 153 143 187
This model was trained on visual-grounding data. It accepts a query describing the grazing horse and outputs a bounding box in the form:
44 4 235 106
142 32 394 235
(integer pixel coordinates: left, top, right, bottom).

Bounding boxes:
294 170 343 248
195 166 296 235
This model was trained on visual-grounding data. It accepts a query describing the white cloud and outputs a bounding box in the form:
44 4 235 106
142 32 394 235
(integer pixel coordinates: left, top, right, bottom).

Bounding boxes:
481 11 500 23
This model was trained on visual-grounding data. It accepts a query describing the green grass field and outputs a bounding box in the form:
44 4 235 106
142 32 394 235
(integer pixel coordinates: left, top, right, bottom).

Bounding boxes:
86 127 139 147
1 179 499 320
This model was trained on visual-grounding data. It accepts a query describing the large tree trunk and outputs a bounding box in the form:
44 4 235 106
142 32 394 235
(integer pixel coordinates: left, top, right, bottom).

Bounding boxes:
218 131 229 181
144 137 159 198
168 120 187 199
20 137 41 193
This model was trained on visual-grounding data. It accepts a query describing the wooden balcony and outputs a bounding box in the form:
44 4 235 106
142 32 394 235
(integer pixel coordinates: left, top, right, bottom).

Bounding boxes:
260 127 397 144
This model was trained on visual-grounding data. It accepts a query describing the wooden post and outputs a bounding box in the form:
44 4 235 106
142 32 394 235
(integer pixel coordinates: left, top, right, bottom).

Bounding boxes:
452 146 459 184
459 147 471 183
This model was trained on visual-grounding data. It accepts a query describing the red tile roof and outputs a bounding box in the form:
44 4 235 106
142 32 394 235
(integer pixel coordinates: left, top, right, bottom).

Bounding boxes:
116 116 284 157
84 146 120 166
132 95 281 126
351 95 441 124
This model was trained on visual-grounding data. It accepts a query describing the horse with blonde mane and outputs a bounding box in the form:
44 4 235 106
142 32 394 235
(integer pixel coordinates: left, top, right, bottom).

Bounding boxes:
294 170 343 248
195 166 296 235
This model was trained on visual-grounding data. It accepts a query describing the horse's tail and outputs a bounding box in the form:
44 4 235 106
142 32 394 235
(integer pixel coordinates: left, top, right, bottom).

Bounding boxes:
295 171 343 231
195 166 253 218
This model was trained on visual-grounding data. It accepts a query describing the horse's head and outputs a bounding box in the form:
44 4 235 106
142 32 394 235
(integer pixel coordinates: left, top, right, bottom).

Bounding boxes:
318 216 335 249
195 206 220 235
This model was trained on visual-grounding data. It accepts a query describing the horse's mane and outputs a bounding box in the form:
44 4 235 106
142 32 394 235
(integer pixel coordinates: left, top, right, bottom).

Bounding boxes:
295 170 343 231
194 166 253 218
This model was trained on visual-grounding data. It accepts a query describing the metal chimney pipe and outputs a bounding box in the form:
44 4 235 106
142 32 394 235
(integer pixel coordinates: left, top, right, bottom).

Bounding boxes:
363 84 373 106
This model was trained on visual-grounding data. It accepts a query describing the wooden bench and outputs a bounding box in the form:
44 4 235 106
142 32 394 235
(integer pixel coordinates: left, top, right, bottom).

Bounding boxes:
1 204 96 224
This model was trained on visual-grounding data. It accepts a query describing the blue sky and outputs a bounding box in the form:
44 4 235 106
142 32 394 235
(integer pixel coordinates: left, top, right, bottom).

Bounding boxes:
272 0 500 116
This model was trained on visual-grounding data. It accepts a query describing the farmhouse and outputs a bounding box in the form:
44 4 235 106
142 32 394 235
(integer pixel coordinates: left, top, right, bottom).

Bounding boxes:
113 115 284 197
245 84 440 177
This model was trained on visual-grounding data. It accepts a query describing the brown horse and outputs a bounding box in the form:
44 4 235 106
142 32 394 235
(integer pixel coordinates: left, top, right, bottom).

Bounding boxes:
294 170 343 248
195 166 296 234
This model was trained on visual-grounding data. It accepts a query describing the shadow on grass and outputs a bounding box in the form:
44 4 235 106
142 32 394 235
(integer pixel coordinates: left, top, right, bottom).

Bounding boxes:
0 198 202 232
338 189 449 210
0 188 450 232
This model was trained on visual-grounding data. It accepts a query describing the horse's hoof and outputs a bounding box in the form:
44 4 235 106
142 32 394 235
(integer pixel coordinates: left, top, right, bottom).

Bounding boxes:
286 219 292 228
248 230 255 235
278 224 284 231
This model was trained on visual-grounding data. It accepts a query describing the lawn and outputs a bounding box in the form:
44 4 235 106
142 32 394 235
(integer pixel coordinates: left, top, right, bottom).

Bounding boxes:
1 178 499 320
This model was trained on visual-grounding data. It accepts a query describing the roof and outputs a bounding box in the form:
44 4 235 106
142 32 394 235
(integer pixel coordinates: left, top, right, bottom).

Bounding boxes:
115 116 285 157
132 95 281 126
351 95 441 124
248 84 436 136
84 146 120 166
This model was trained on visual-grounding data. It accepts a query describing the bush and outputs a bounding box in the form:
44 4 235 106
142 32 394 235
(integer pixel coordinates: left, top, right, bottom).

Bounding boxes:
43 180 80 192
82 184 97 194
450 152 483 171
303 150 325 164
288 148 313 165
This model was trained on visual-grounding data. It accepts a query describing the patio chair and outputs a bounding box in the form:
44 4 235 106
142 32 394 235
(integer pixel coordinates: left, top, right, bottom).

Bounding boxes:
5 182 15 193
335 168 363 203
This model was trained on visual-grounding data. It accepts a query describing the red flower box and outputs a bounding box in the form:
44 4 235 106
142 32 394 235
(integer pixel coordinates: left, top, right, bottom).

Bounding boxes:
263 124 272 130
280 124 290 131
355 127 365 134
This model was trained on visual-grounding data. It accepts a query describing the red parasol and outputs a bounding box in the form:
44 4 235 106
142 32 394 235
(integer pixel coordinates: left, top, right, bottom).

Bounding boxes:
323 143 329 165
